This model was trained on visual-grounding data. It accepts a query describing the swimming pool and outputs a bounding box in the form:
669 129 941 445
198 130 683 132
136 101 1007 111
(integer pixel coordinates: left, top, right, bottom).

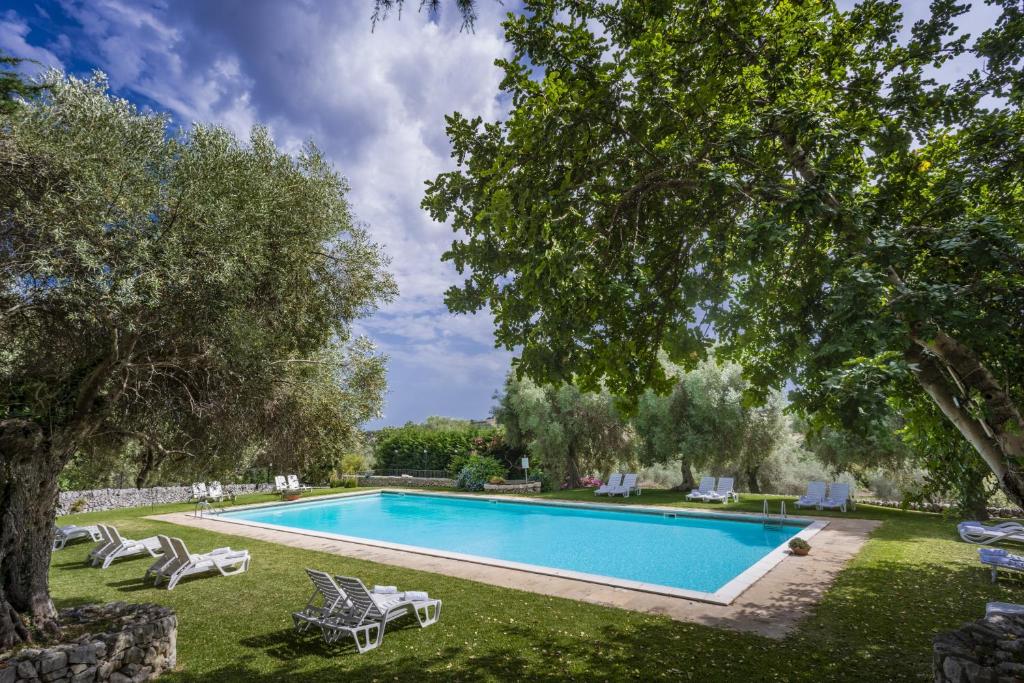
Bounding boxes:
219 491 823 603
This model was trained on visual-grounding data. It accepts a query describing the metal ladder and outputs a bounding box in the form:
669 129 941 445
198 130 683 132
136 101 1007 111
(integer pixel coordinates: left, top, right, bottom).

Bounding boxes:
762 499 787 529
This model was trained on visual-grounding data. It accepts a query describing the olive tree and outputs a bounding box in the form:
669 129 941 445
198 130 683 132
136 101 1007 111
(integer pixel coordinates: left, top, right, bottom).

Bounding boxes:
0 73 395 647
423 1 1024 506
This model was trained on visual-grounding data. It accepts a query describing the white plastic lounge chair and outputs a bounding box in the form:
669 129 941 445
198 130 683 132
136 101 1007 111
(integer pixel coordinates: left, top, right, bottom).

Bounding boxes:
979 548 1024 583
274 475 289 492
686 476 715 501
702 477 738 503
53 524 102 550
319 575 440 653
206 481 229 502
145 535 185 583
88 525 118 564
287 474 312 492
987 602 1024 617
609 473 641 498
190 482 209 501
794 481 826 509
160 536 249 590
594 473 623 496
293 569 355 635
94 525 163 569
958 521 1024 545
819 483 851 512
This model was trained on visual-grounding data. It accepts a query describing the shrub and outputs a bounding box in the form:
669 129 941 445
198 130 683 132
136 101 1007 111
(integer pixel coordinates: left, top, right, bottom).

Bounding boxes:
456 454 507 491
579 475 603 488
69 497 87 514
788 538 811 551
488 476 505 485
375 425 496 472
340 452 368 475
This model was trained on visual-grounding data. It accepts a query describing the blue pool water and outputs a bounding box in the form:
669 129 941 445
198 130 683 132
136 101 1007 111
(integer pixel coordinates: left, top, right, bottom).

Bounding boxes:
222 492 804 594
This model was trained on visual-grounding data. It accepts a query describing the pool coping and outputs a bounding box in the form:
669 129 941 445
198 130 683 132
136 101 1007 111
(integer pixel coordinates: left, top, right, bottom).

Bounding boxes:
181 488 827 606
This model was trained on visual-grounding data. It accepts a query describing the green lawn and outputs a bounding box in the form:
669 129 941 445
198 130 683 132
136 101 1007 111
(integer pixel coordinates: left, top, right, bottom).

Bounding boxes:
50 488 1022 682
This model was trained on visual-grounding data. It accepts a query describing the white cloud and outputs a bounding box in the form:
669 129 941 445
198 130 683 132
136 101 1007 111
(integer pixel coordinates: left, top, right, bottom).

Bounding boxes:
16 0 519 424
0 11 63 72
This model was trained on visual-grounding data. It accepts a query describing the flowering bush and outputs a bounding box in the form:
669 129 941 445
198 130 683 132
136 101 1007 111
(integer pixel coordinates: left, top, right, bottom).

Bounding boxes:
579 475 603 488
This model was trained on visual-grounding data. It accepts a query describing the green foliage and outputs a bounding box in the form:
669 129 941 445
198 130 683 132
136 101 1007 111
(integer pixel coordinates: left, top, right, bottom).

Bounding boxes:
1 72 396 481
423 1 1024 501
788 537 811 551
340 452 370 475
0 50 40 114
495 372 633 489
374 422 498 472
455 453 506 491
634 358 786 492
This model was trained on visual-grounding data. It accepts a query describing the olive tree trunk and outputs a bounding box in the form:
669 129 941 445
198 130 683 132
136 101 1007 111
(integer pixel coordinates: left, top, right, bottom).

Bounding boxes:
670 457 697 492
0 420 66 650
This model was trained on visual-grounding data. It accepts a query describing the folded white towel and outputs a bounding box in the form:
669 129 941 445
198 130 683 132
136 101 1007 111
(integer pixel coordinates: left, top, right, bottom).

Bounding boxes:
373 585 398 594
404 590 429 602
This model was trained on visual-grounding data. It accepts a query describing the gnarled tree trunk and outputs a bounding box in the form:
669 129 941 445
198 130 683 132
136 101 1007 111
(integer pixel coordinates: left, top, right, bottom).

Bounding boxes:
0 420 66 650
745 466 761 494
670 457 697 492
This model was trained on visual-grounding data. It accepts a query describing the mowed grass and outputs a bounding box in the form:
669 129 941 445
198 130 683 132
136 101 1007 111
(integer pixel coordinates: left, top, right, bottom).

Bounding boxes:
50 488 1024 682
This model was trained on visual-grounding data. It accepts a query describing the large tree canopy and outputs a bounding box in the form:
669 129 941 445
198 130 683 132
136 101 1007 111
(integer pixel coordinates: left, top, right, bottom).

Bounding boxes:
0 73 395 647
423 1 1024 505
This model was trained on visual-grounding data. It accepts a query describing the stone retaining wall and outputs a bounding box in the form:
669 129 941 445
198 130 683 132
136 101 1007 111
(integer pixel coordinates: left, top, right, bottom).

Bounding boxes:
357 475 455 489
483 481 542 493
58 484 273 516
0 602 176 682
934 611 1024 681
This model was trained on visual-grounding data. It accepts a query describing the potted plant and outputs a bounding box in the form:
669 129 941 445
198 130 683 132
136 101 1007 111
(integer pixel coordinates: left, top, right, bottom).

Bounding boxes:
789 537 811 556
283 492 302 502
488 476 505 485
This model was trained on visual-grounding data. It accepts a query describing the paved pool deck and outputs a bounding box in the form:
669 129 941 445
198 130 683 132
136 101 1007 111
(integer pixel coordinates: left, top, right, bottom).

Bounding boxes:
149 491 879 639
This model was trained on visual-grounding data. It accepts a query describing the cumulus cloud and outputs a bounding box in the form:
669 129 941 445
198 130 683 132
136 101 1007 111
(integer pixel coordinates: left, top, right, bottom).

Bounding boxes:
5 0 521 424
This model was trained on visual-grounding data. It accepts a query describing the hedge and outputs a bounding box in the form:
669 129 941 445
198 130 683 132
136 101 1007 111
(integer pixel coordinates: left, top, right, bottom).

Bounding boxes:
374 425 497 472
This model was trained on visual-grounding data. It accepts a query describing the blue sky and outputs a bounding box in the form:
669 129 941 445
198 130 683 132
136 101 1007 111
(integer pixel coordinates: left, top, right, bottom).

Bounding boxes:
2 1 998 427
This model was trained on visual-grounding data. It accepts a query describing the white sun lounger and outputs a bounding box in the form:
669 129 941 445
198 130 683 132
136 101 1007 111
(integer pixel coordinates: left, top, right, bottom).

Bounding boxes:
53 524 102 550
274 475 290 492
819 483 852 512
979 548 1024 583
987 602 1024 617
293 569 356 635
608 473 641 498
595 473 623 496
287 474 312 492
158 536 249 590
319 575 440 653
794 481 826 509
959 521 1024 545
701 477 738 503
206 481 230 502
190 482 209 501
93 525 163 569
686 476 715 501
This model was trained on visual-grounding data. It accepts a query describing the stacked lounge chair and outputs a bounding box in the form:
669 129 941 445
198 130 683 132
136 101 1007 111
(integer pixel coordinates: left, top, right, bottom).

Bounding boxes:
288 474 312 493
594 473 623 496
293 569 441 653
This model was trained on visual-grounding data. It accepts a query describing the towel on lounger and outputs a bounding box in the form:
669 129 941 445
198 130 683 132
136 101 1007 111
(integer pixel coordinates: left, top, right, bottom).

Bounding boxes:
404 591 429 602
373 585 398 594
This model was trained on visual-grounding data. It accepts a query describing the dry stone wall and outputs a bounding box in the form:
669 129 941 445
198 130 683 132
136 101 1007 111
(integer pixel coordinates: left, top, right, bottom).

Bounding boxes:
0 602 176 683
934 612 1024 682
357 475 455 489
57 484 273 516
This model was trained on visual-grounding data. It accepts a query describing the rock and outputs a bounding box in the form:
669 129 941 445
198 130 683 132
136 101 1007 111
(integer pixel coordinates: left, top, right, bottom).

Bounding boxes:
17 660 39 678
0 664 17 683
936 614 1024 682
71 666 96 683
38 651 67 675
